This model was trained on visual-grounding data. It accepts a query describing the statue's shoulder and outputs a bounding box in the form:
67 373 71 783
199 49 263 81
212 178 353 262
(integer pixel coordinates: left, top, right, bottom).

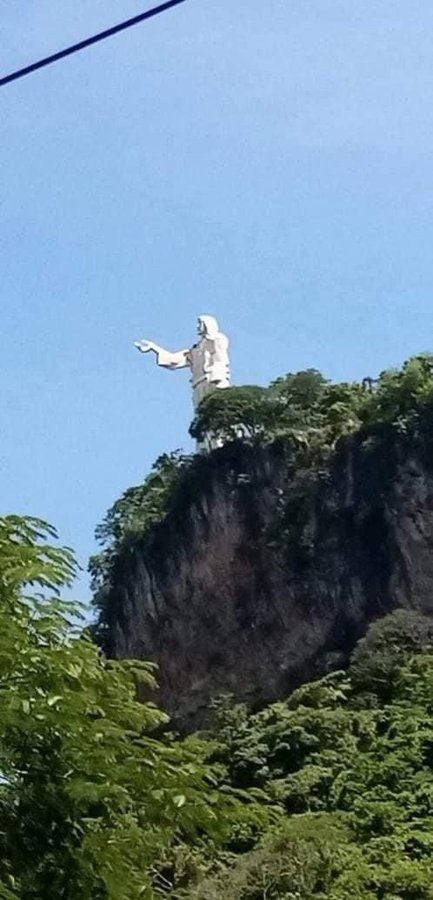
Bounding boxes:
215 331 229 347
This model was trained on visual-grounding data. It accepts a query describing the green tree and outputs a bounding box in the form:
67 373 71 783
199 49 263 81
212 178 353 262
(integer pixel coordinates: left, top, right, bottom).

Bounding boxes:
0 515 227 898
348 609 433 703
188 814 352 900
364 354 433 433
200 640 433 898
189 386 276 445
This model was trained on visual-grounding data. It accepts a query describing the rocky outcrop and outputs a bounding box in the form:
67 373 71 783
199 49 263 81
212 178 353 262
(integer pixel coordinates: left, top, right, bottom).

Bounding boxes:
103 434 433 729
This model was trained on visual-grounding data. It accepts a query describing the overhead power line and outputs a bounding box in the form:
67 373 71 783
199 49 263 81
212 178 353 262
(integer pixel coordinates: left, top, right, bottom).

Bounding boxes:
0 0 188 88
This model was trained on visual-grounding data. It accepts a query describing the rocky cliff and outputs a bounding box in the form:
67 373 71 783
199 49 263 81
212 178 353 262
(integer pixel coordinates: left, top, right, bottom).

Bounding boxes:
101 428 433 730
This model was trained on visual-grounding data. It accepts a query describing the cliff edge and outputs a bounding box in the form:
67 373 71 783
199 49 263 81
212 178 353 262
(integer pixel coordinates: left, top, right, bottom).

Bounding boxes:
98 426 433 729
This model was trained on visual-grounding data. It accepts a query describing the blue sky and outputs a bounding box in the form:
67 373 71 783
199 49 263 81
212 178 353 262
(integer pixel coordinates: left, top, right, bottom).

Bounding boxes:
1 0 433 600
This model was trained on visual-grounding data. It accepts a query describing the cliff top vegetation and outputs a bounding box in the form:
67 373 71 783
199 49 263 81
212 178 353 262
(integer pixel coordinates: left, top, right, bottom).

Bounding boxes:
90 353 433 632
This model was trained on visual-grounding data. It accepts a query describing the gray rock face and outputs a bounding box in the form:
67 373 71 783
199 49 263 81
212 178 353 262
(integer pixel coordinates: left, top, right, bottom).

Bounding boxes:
103 437 433 729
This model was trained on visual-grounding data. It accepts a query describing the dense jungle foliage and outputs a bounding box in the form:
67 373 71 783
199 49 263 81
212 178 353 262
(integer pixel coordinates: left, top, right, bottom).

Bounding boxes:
4 515 433 896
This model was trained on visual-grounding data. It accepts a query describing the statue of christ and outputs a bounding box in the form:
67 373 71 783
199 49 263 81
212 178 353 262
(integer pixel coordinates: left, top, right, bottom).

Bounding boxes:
134 315 230 409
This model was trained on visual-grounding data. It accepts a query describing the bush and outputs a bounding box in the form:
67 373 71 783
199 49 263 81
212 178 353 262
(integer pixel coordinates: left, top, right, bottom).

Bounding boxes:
349 609 433 703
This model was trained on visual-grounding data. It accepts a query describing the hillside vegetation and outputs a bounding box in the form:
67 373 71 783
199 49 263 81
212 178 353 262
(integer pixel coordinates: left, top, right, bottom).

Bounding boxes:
91 354 433 636
3 515 433 896
3 355 433 895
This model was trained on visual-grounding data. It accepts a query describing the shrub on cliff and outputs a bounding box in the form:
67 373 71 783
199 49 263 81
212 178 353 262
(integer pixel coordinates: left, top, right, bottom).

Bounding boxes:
189 385 278 444
189 369 366 448
89 450 192 641
190 354 433 451
348 608 433 703
364 353 433 433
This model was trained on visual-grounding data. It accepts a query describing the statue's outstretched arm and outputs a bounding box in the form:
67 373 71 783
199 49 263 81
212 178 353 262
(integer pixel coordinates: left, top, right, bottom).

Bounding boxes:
134 339 189 370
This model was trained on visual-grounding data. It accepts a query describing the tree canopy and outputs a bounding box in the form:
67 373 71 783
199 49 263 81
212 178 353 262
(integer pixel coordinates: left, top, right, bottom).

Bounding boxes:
3 518 433 895
0 515 237 898
190 354 433 449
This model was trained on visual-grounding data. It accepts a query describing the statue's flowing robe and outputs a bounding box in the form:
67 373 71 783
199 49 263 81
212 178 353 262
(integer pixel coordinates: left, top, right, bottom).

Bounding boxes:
155 333 230 409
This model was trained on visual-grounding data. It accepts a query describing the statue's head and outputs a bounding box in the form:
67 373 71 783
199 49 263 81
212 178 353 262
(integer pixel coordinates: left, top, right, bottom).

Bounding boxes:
197 315 219 338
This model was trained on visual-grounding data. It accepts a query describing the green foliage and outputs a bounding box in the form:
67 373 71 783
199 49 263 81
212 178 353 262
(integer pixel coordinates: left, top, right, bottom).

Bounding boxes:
94 452 192 551
190 354 433 453
190 369 367 449
364 354 433 435
3 517 433 897
348 609 433 703
0 515 233 898
189 385 280 444
192 613 433 897
89 451 191 633
188 814 352 899
0 514 77 597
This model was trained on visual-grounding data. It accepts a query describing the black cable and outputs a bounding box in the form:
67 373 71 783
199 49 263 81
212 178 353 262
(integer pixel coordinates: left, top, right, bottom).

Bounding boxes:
0 0 188 88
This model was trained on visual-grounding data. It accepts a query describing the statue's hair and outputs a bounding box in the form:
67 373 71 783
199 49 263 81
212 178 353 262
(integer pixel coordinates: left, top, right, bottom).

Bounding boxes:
198 315 219 338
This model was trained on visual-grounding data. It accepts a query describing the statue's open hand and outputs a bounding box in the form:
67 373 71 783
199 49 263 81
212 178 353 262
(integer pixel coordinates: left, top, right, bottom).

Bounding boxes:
134 340 155 354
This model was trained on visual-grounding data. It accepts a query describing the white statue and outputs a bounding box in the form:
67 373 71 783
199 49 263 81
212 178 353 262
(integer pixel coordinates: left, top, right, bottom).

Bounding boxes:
134 315 230 410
